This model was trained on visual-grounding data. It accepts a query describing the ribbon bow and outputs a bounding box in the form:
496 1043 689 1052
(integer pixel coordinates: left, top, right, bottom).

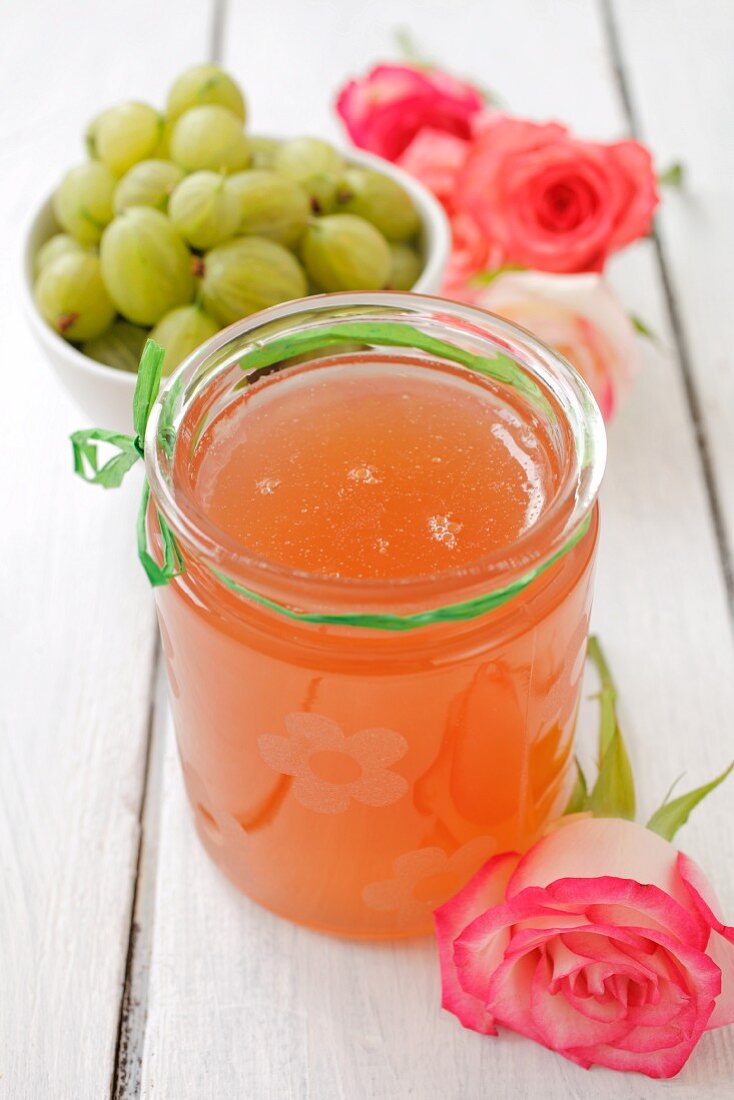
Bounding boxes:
70 340 184 587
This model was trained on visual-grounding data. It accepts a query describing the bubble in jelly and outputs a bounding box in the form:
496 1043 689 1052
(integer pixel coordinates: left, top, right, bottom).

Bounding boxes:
256 477 281 495
348 464 380 485
428 513 463 550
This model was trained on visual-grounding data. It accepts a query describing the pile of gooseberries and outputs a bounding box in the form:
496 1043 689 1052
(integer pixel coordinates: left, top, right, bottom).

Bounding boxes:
34 65 424 375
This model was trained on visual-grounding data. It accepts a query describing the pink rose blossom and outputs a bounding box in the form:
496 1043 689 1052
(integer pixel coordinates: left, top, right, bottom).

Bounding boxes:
435 817 734 1078
456 114 659 272
396 128 470 207
442 212 497 294
457 271 638 421
336 64 484 161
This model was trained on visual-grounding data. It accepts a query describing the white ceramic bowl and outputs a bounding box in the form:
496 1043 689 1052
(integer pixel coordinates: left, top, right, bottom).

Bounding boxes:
21 145 451 433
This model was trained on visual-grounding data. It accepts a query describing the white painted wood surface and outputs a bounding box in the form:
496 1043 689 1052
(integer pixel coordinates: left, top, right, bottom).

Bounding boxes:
0 3 209 1098
612 0 734 584
2 2 733 1098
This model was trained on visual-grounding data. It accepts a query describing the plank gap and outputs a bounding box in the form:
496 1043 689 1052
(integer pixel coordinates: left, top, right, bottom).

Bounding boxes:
111 650 168 1100
600 0 734 613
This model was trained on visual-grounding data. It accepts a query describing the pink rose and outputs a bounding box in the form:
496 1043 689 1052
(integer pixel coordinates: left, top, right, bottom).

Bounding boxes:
435 817 734 1078
336 64 484 161
456 115 659 272
441 212 494 293
458 272 638 421
396 127 470 207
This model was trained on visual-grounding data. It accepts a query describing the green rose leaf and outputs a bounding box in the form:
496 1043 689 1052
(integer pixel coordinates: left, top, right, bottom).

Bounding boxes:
629 314 661 344
647 760 734 841
588 723 637 820
657 161 685 187
587 636 618 760
563 759 589 815
584 636 636 820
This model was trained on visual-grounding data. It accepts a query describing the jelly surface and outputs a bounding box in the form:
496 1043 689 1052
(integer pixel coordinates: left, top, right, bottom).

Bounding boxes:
190 356 560 579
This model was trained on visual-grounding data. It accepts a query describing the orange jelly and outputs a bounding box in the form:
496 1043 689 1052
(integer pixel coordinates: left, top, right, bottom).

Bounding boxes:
195 356 558 578
148 295 605 937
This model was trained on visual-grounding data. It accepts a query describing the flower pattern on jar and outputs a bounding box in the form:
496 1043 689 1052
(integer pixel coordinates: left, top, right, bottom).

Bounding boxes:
258 712 409 814
362 835 498 926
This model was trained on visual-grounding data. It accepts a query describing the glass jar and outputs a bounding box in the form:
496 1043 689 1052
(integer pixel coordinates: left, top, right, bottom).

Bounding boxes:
145 293 606 938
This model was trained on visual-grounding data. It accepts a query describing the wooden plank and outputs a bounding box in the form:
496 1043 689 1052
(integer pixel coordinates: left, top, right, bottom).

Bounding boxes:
114 661 170 1100
0 3 211 1097
609 0 734 596
141 1 734 1095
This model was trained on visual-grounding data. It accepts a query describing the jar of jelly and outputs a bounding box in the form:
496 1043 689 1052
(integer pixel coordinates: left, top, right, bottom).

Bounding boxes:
145 293 606 937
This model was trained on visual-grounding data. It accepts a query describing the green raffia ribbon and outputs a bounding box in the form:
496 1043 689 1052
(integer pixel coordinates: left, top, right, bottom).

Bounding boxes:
238 320 551 413
210 514 591 632
70 428 141 488
70 340 183 587
136 479 185 588
70 325 591 625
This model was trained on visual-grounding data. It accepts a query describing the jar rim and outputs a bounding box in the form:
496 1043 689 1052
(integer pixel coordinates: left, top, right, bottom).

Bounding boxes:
144 291 606 616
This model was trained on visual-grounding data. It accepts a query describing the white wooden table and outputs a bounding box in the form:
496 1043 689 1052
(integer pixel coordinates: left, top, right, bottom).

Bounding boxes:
2 2 733 1096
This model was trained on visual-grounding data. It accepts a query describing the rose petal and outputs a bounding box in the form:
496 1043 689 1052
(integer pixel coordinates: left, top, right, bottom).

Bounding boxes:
336 63 482 160
435 851 519 937
485 950 541 1042
547 876 709 949
529 953 633 1049
434 851 519 1034
581 929 719 1073
615 1009 697 1054
564 1038 697 1079
469 271 638 420
397 128 470 206
546 936 588 986
565 964 710 1081
677 851 728 928
605 140 659 250
499 145 617 271
486 271 637 406
510 925 667 1010
561 974 631 1024
454 890 576 1003
454 115 657 274
507 819 701 923
491 917 720 1077
678 851 734 1028
703 932 734 1028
